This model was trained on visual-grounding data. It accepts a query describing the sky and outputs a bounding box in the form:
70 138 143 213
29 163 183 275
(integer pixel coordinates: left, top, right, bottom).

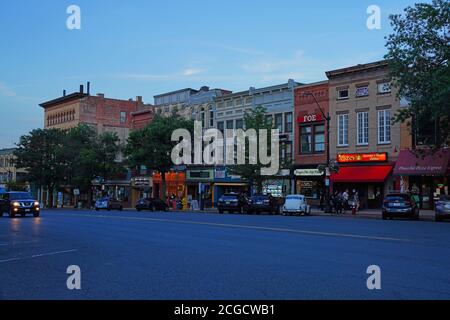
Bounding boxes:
0 0 424 148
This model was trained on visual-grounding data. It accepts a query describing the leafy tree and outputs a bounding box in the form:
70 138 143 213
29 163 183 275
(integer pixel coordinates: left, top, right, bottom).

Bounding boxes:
229 105 276 193
14 128 66 205
385 0 450 147
125 113 194 201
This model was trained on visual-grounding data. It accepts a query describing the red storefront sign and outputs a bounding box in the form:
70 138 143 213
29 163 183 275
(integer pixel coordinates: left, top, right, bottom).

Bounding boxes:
337 153 388 163
297 113 323 123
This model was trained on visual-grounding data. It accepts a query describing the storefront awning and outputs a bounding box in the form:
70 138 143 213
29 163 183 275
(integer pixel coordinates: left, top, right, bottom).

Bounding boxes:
331 166 393 183
393 149 450 176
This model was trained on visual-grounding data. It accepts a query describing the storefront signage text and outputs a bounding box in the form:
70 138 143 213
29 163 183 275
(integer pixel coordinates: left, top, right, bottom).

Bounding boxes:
337 153 388 163
294 169 323 176
297 113 323 124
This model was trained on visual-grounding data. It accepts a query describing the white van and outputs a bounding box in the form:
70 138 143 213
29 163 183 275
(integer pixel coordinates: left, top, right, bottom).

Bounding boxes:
282 195 311 216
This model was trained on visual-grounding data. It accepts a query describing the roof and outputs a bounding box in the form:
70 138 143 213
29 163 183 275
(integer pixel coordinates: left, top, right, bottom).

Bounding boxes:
326 60 389 79
154 88 198 99
39 92 88 109
0 148 16 156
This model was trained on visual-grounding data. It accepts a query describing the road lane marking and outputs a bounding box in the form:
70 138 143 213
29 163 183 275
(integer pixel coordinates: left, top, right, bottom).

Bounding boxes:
57 213 412 243
0 249 78 264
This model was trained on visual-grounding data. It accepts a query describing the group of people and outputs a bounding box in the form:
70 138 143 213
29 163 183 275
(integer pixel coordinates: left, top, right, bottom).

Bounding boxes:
329 189 360 214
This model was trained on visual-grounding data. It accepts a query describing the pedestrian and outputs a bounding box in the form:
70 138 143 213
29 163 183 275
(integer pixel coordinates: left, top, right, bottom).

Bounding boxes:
343 189 350 210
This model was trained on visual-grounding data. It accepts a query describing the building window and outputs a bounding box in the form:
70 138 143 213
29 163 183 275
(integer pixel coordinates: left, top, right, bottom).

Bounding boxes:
337 114 349 146
217 121 224 133
245 97 252 105
378 109 391 144
209 110 214 127
217 102 224 109
120 112 127 124
235 98 242 106
356 86 369 98
274 113 283 132
201 110 205 127
378 82 391 94
338 89 349 100
285 112 293 133
299 124 325 154
357 111 369 145
226 120 234 130
226 100 233 108
235 119 244 130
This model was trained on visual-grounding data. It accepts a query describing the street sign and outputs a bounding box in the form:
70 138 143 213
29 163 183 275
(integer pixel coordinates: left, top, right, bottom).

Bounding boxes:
74 189 80 196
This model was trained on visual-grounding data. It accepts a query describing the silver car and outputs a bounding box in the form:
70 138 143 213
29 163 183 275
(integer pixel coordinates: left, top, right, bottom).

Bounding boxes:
435 195 450 222
282 195 311 216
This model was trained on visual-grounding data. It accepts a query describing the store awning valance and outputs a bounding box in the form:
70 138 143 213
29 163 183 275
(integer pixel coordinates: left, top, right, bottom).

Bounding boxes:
331 166 393 183
393 149 450 176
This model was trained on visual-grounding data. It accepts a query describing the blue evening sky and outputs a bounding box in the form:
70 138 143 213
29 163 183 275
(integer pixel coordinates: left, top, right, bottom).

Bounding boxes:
0 0 423 148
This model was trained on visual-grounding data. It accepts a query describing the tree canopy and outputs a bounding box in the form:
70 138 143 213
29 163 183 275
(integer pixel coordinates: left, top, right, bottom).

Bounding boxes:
385 0 450 147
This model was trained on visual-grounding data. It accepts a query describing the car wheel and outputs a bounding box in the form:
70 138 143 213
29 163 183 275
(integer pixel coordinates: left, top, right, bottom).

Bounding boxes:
119 206 123 211
9 210 16 218
137 208 141 212
382 213 388 220
219 209 224 214
33 212 40 218
435 215 442 222
0 211 3 217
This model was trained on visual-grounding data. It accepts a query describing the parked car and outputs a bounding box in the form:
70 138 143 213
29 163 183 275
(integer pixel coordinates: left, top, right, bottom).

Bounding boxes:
94 197 123 211
217 193 248 214
0 191 40 218
136 198 168 212
246 194 280 215
382 192 419 220
435 195 450 222
282 195 311 216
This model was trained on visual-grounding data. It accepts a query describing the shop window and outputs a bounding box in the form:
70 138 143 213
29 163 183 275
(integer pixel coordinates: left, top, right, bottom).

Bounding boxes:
217 121 224 133
275 113 283 132
235 119 244 130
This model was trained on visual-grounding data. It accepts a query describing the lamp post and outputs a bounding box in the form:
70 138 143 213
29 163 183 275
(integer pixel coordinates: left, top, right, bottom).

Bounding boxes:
303 92 332 213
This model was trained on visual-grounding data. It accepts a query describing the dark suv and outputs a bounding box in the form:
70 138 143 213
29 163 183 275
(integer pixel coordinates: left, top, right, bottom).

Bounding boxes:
382 192 420 220
246 194 280 215
217 193 248 214
0 192 40 218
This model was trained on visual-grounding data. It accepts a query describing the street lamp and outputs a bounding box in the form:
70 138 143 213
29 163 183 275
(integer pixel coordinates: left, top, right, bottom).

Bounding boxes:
303 92 332 213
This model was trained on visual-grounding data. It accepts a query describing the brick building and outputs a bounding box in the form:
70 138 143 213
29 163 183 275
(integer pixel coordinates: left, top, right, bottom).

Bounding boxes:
293 81 329 206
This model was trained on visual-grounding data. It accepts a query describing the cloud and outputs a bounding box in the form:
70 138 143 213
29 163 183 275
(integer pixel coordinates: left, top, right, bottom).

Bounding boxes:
216 44 265 56
182 68 205 76
0 81 16 97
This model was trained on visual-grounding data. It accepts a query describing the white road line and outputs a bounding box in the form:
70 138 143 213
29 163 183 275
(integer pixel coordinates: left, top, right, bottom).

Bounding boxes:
0 249 78 264
60 213 412 243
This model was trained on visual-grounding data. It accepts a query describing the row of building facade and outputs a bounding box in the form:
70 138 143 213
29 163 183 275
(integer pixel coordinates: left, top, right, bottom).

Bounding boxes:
23 60 449 210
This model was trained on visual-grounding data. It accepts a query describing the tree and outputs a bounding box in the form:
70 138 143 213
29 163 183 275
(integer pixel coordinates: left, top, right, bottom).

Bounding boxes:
229 105 275 193
14 128 66 206
385 0 450 148
125 113 194 201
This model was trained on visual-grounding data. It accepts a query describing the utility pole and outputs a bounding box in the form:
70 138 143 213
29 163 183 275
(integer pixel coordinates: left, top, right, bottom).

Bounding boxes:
304 92 332 213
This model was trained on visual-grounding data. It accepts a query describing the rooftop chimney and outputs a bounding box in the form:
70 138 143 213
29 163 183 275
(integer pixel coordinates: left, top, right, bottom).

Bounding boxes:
87 82 90 95
63 90 66 97
80 85 84 94
136 96 143 104
97 93 104 98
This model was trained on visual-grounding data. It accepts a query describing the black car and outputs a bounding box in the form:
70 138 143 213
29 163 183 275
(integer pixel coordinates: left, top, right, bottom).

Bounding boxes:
0 192 40 218
136 198 168 212
217 193 248 214
382 192 420 220
246 194 279 215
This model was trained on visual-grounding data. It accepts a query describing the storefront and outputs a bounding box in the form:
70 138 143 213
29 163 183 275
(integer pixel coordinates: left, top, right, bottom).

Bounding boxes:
331 153 394 209
186 167 214 208
131 176 152 205
212 166 249 207
152 172 186 200
294 168 324 206
92 179 133 208
394 149 450 210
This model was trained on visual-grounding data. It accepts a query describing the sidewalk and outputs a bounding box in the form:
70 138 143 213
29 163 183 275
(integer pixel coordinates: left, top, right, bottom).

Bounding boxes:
310 208 436 221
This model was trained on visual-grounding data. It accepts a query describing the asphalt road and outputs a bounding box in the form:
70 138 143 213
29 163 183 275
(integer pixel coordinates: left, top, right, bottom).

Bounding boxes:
1 209 450 300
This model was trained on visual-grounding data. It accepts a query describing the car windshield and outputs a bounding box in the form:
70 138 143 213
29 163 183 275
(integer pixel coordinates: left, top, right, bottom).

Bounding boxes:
221 195 238 200
9 193 33 200
251 195 269 200
385 195 410 201
287 195 304 200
